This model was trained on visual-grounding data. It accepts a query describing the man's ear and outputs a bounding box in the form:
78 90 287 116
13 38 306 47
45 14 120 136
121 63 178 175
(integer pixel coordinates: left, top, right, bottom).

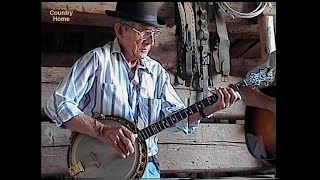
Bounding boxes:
114 23 125 39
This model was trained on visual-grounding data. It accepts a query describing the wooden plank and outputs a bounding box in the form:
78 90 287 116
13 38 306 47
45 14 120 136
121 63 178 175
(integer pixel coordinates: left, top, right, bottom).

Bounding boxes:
241 42 261 59
41 82 58 110
210 23 260 39
231 58 264 67
42 122 72 146
229 58 265 77
158 144 261 173
41 52 82 67
41 146 69 175
258 16 276 60
230 40 258 58
41 122 262 175
158 123 244 144
41 67 70 83
41 122 245 147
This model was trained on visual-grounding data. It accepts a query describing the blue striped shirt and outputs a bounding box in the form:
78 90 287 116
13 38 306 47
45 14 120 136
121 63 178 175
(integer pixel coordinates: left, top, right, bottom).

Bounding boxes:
45 38 199 156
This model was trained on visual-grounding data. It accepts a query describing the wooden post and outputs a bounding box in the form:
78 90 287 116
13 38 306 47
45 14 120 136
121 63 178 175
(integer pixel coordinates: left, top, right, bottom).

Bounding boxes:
259 15 276 60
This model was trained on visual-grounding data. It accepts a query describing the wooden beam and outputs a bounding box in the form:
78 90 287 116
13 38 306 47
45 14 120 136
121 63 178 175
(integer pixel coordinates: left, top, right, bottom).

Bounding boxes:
41 52 81 68
41 83 58 110
41 67 70 83
258 16 276 60
231 58 264 67
230 57 265 77
42 146 69 175
41 2 260 39
159 144 261 173
241 41 261 59
41 122 263 175
230 39 259 58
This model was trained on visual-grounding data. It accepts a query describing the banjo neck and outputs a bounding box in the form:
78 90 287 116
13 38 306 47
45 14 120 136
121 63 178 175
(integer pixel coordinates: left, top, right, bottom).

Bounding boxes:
137 66 276 141
137 93 218 141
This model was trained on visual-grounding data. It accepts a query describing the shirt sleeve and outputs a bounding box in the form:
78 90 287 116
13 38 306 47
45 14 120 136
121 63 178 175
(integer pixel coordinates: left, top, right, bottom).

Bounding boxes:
160 71 200 135
44 50 99 127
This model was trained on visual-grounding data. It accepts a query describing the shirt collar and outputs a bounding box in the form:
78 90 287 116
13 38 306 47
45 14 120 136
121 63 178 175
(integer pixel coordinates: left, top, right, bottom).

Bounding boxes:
111 37 122 54
111 38 152 74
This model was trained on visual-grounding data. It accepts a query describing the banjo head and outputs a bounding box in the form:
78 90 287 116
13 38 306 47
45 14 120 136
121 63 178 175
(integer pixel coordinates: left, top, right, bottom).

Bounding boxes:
67 116 148 179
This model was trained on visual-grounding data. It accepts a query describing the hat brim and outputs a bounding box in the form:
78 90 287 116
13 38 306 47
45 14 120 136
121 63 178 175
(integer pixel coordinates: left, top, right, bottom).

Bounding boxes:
106 10 167 28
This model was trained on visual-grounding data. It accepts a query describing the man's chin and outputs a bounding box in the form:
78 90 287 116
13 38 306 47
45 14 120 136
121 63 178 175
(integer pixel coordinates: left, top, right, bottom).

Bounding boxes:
138 53 149 59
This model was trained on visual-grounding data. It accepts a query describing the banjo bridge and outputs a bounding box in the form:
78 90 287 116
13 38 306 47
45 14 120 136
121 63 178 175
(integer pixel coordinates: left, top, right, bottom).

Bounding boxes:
69 161 84 176
90 152 101 168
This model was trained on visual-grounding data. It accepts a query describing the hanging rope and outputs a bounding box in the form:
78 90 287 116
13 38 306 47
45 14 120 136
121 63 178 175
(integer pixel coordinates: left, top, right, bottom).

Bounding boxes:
216 2 270 19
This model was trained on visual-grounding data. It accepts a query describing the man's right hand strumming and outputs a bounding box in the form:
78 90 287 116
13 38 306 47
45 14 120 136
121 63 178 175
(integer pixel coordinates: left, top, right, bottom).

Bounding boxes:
96 125 137 159
64 114 137 159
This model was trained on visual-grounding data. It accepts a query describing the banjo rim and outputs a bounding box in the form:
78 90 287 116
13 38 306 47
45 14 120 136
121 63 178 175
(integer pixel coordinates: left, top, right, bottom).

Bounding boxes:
67 115 149 179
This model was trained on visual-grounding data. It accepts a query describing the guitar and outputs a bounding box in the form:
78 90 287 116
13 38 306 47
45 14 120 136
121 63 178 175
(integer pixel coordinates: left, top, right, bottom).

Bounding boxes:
244 86 276 167
67 67 276 179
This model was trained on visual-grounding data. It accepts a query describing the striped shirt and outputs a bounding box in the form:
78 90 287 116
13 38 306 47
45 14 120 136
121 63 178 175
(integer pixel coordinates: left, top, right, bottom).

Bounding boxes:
45 38 199 156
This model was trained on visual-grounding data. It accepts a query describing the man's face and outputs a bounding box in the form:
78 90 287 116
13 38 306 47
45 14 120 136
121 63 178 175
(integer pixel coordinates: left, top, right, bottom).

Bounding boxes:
121 23 159 60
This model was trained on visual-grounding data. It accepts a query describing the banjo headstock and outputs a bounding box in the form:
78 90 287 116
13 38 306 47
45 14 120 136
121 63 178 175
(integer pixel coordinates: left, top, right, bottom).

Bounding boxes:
230 67 276 91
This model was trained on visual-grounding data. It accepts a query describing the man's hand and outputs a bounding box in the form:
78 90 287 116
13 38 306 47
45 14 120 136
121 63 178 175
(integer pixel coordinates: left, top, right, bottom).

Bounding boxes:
97 125 138 159
203 87 242 116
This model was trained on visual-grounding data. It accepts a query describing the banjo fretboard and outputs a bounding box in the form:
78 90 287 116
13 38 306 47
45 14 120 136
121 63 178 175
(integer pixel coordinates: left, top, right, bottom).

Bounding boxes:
137 93 217 141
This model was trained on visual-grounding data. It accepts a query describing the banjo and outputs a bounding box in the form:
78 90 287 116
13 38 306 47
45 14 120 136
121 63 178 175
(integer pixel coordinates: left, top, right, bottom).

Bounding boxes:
67 67 275 179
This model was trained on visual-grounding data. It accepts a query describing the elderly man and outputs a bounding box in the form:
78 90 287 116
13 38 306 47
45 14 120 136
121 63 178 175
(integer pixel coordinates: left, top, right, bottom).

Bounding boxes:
44 2 242 178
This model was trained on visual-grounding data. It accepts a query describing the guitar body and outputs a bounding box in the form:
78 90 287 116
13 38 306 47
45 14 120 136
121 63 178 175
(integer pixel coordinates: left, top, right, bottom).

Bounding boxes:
244 86 276 166
67 116 148 179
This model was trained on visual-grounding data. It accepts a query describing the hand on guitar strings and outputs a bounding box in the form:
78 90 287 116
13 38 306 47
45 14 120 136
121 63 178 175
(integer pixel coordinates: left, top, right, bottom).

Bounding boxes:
205 86 242 114
97 125 138 159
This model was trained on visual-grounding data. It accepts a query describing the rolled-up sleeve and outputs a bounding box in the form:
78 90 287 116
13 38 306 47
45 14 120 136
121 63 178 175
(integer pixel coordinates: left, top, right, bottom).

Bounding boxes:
160 72 200 134
44 50 99 127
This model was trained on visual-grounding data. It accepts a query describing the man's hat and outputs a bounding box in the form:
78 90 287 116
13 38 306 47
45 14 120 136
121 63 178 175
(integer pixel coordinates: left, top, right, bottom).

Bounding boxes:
105 2 167 28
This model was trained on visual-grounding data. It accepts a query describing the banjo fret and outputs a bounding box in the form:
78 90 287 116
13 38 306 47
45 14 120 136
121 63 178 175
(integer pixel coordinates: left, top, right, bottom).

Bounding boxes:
138 129 147 140
151 125 157 133
154 123 161 132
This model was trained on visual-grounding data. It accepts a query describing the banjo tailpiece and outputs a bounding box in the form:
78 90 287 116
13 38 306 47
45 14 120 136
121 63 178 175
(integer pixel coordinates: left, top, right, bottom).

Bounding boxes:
69 161 84 176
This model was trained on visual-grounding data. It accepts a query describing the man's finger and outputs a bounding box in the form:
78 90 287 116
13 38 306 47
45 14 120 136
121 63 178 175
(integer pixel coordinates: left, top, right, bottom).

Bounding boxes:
223 88 232 107
226 87 237 104
117 137 129 158
122 127 137 144
119 130 135 155
111 139 126 158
